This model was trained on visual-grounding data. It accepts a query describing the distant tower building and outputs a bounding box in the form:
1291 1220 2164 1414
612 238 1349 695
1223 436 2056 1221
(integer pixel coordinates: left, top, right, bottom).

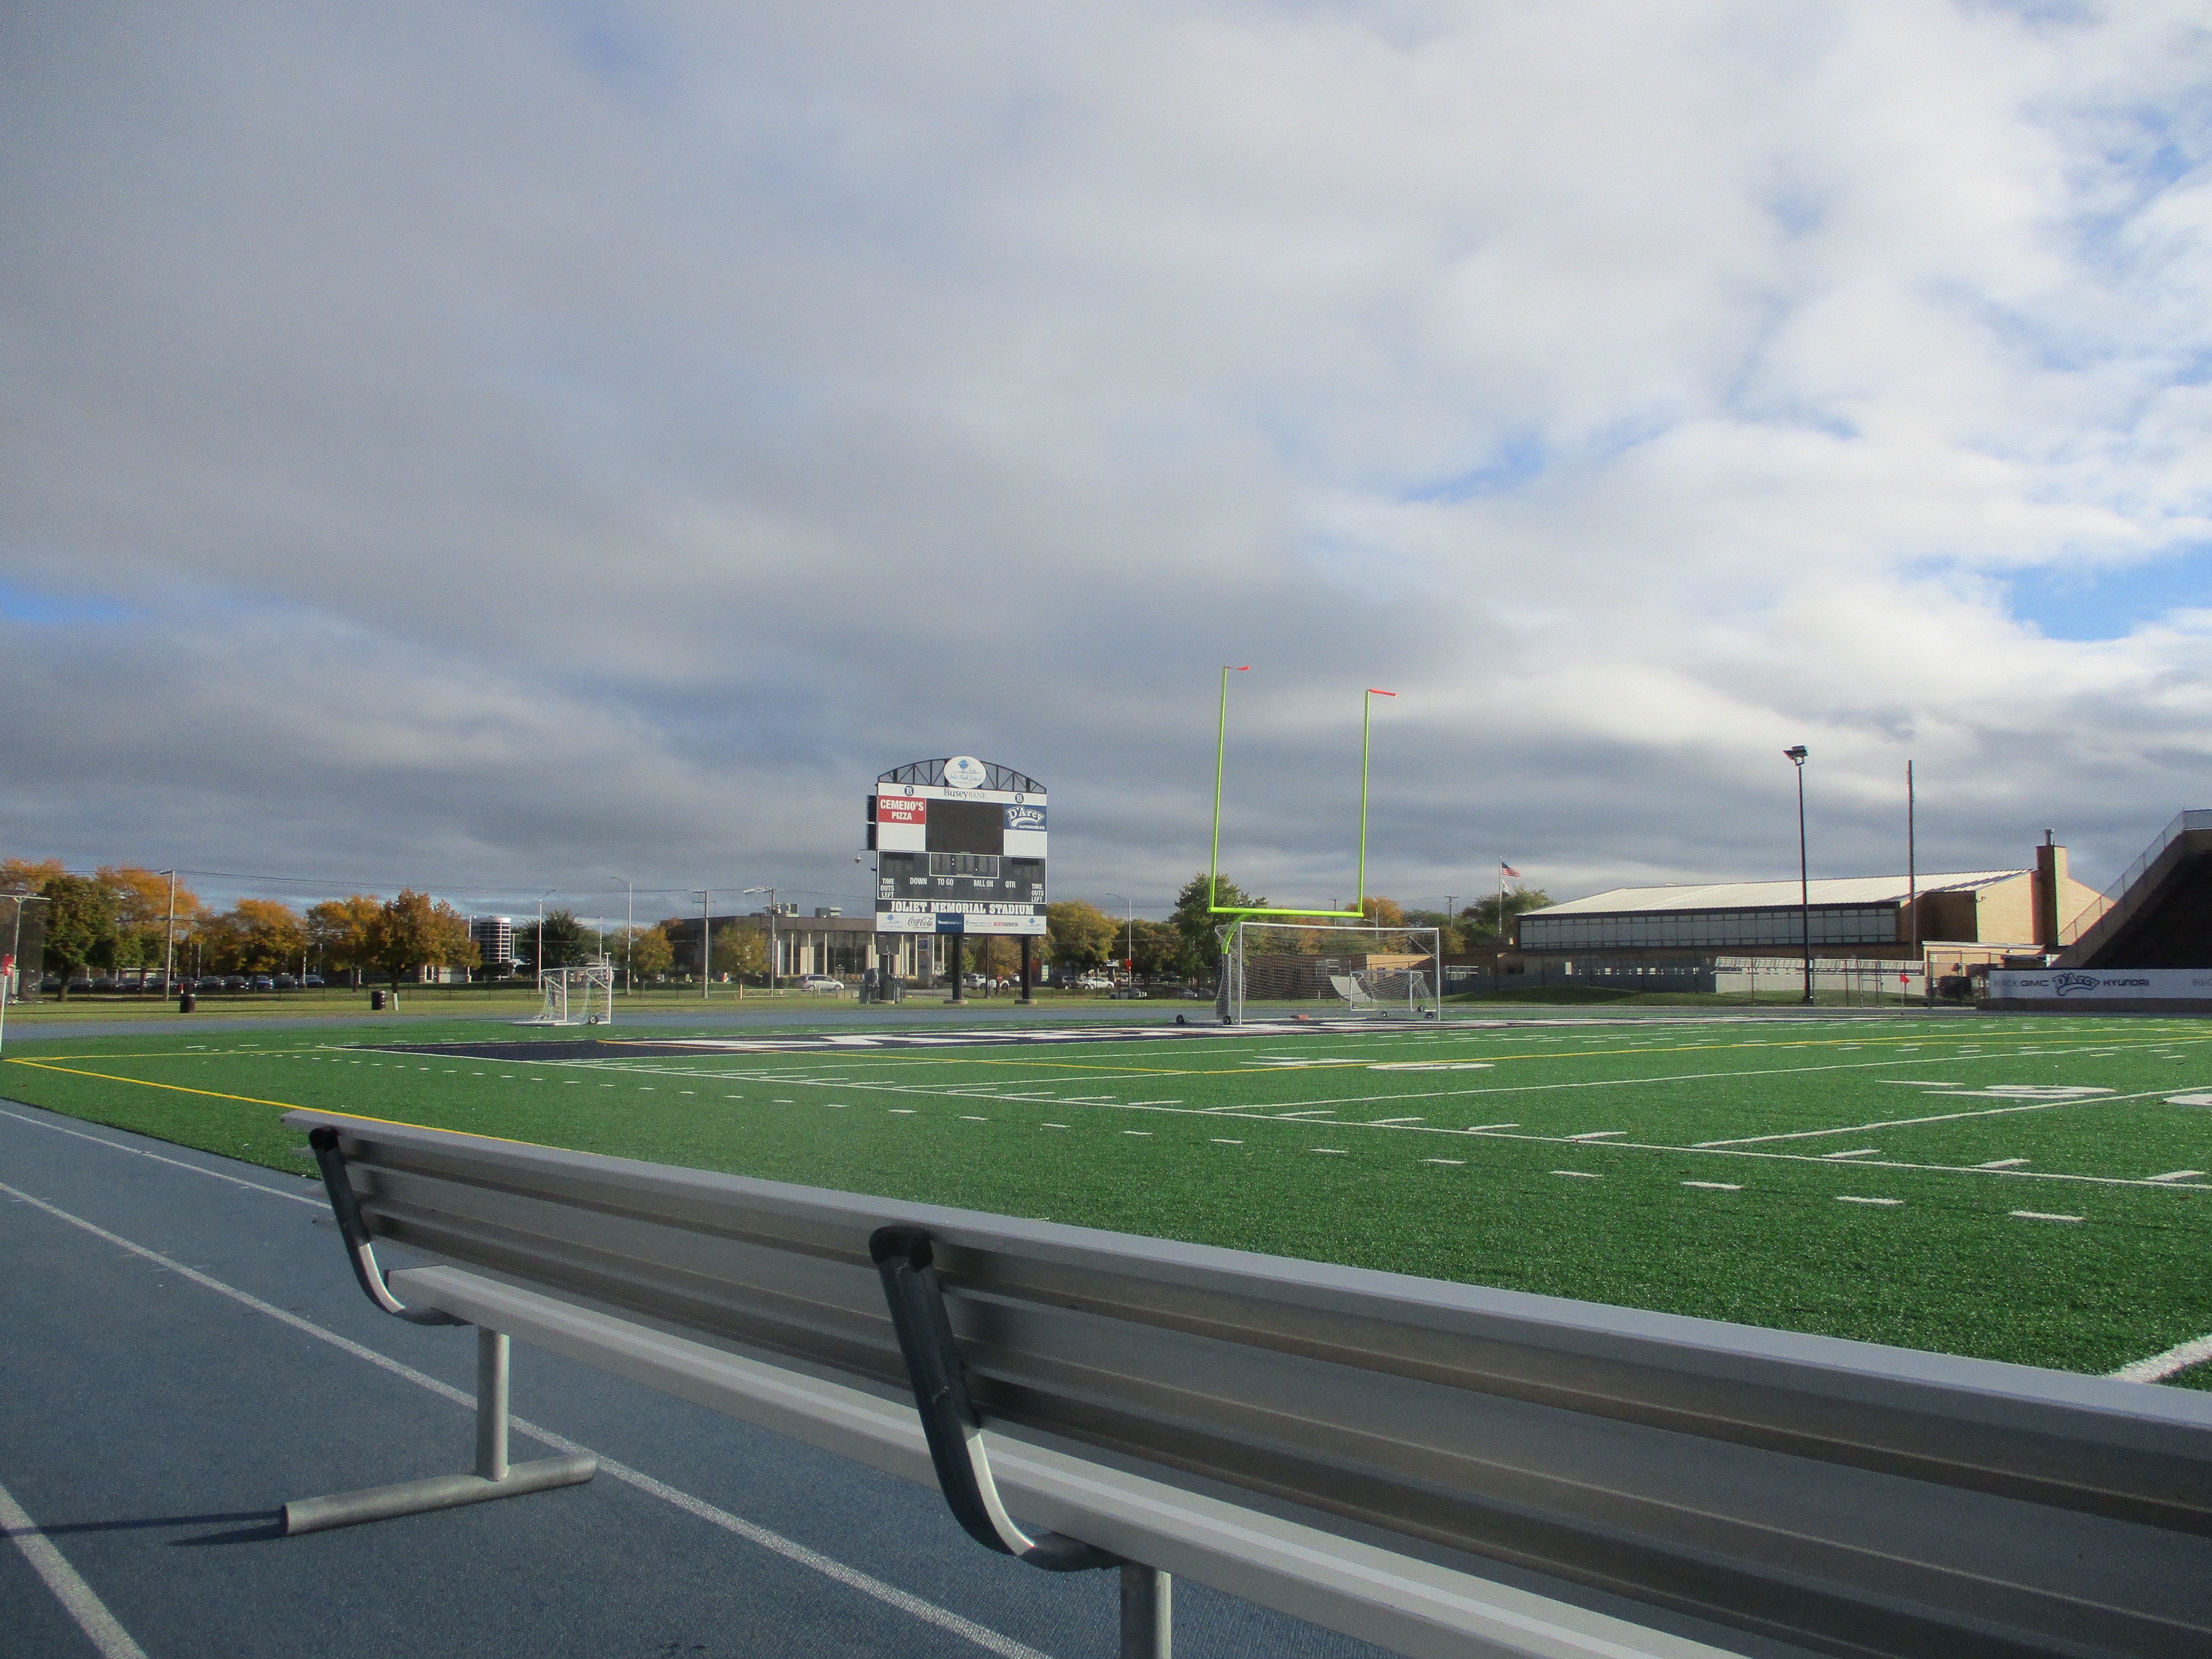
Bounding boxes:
470 916 517 974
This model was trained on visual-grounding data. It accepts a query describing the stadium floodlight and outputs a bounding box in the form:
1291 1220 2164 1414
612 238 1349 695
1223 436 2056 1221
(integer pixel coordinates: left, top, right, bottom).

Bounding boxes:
1209 667 1396 920
1784 746 1812 1005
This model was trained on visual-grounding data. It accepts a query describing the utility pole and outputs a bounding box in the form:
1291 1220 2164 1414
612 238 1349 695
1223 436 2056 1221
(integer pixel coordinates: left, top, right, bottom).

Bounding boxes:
696 890 712 999
1906 761 1917 1000
1785 746 1812 1005
612 877 633 993
162 869 177 994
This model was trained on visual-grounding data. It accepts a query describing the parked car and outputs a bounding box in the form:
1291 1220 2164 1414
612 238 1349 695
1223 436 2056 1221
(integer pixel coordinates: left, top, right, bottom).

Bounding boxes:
67 975 94 995
272 973 297 990
222 975 248 991
799 975 845 994
195 975 225 992
302 974 326 988
91 975 118 993
250 975 275 991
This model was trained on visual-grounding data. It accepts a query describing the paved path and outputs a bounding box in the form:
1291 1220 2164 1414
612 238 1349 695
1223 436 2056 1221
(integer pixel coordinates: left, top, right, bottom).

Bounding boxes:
0 1099 1383 1658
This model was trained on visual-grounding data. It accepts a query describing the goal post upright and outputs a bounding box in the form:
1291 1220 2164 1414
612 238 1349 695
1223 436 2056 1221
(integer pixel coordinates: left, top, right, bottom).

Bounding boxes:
1208 669 1400 1022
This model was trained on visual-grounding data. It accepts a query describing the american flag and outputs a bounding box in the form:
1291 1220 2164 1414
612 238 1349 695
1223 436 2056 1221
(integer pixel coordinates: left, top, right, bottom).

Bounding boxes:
1500 862 1519 878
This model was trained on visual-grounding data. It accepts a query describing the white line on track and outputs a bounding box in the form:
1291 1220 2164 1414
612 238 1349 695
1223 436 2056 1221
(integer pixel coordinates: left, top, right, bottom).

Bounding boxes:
0 1474 150 1659
0 1106 324 1206
0 1178 1056 1659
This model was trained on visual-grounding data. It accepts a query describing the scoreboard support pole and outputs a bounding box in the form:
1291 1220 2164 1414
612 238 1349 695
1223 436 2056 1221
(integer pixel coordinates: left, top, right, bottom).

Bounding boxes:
1019 937 1033 1005
948 932 966 1004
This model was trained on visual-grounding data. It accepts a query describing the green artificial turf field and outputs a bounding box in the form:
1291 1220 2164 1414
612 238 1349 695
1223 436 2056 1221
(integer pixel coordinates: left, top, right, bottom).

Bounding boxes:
9 1009 2212 1385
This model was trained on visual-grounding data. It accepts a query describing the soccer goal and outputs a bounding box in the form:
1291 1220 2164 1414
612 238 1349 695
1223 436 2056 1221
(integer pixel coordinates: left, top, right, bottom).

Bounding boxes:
1221 921 1440 1024
526 962 616 1027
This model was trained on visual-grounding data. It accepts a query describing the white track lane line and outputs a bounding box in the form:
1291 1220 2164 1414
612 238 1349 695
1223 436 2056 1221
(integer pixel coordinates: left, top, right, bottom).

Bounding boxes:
0 1475 151 1659
0 1105 324 1206
0 1179 1055 1659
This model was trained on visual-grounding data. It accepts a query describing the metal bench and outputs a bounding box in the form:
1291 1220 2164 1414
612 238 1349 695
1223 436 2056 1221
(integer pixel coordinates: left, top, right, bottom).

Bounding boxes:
289 1108 2212 1659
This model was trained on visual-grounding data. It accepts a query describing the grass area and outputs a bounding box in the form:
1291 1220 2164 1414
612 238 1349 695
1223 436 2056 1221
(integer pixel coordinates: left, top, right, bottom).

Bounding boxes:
7 1009 2212 1385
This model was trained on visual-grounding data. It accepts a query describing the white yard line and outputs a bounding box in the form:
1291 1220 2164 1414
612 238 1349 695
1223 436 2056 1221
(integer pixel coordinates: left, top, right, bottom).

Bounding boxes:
1692 1084 2196 1147
2111 1332 2212 1383
0 1179 1058 1659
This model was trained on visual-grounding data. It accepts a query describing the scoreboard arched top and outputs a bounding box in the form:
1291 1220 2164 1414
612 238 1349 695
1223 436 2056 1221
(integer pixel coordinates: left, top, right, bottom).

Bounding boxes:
877 757 1046 796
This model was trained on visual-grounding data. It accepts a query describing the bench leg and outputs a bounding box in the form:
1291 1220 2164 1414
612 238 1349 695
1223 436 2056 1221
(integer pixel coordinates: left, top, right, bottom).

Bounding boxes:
1121 1563 1170 1659
283 1327 596 1535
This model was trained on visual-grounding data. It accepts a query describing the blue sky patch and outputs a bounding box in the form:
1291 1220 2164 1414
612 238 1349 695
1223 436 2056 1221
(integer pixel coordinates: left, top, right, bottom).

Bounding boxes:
2008 547 2212 640
0 581 134 628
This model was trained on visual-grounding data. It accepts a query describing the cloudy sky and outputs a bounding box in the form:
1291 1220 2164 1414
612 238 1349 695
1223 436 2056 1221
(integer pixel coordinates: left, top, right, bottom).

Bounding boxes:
4 2 2209 924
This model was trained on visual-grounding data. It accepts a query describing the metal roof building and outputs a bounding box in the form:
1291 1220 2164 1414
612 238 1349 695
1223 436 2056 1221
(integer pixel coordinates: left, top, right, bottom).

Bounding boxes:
1516 860 2105 959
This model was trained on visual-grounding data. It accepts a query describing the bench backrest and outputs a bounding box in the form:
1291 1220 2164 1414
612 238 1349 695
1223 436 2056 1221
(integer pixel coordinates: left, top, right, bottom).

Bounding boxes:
290 1107 2212 1657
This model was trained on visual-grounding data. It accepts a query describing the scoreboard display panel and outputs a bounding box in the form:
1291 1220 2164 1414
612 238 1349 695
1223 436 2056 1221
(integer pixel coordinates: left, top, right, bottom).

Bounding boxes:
869 755 1046 936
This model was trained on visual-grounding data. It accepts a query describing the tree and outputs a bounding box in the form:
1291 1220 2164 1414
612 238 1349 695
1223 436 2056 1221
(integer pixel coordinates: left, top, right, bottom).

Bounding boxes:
516 910 594 974
1046 901 1116 977
0 858 64 893
40 875 117 994
366 890 479 989
1169 872 1266 974
618 924 674 985
308 896 383 986
709 922 766 981
1459 888 1553 943
97 866 206 969
1358 895 1408 929
1128 918 1184 979
224 899 307 973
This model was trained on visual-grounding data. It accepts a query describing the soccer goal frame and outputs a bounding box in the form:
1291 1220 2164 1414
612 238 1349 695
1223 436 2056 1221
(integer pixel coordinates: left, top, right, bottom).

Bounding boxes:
1220 920 1440 1025
527 962 615 1027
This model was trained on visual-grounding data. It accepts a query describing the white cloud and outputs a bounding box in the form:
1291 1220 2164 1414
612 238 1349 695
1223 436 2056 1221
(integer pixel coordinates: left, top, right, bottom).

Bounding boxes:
2 1 2208 915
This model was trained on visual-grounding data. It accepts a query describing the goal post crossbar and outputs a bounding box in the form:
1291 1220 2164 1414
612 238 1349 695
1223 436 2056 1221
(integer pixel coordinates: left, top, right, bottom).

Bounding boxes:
1207 668 1395 920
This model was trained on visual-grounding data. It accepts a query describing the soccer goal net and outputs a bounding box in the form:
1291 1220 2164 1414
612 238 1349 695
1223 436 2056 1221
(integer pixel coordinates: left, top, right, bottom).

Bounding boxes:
526 962 616 1027
1219 922 1440 1025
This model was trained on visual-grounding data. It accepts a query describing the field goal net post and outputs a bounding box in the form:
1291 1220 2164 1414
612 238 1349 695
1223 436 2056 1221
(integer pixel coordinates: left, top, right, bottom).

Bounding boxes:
1219 921 1440 1024
528 962 616 1026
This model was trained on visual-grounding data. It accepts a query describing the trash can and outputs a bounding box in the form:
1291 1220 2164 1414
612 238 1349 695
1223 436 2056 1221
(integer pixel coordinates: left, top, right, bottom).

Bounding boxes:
178 992 196 1013
371 989 386 1011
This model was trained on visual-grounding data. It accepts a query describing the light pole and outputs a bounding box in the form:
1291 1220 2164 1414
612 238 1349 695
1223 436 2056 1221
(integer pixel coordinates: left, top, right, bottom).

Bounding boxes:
612 877 633 993
1785 746 1812 1005
535 890 556 992
743 887 778 990
1102 893 1135 986
695 890 713 999
0 891 51 1057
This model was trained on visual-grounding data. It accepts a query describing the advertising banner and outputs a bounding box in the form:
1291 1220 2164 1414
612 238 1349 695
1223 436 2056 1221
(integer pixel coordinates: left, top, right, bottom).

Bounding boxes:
1987 968 2212 1004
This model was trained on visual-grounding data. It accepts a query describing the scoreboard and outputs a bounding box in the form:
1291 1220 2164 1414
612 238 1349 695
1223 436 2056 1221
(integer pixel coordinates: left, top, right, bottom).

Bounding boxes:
869 756 1047 936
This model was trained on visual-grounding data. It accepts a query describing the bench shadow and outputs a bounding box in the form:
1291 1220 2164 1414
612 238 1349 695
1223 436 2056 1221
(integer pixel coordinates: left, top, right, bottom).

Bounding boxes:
30 1510 288 1546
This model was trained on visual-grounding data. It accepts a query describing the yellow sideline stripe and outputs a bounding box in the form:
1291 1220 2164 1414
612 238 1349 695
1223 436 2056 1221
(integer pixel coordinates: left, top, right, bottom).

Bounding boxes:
3 1057 301 1109
1 1063 554 1152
